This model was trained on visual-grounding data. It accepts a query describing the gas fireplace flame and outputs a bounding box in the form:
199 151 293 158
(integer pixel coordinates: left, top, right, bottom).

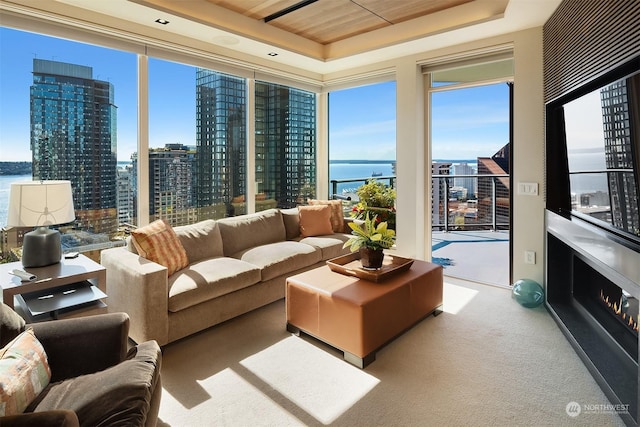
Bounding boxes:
600 290 639 332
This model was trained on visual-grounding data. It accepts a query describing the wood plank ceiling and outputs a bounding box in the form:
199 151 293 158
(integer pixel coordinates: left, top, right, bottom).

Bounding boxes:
206 0 473 45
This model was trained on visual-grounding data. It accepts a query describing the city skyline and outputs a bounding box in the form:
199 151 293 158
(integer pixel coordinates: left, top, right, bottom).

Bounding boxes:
1 27 511 164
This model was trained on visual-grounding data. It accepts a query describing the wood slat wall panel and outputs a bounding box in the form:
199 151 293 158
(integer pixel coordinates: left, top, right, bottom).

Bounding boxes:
543 0 640 103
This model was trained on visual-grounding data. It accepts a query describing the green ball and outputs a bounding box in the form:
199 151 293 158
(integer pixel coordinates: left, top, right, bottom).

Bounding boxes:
512 279 544 308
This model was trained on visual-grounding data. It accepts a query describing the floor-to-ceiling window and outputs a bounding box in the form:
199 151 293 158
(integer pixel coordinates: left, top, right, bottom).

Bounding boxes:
328 81 396 224
0 25 318 262
0 27 137 260
255 81 316 211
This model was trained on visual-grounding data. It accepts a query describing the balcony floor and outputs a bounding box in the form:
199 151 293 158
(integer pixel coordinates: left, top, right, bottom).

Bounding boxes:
432 230 510 287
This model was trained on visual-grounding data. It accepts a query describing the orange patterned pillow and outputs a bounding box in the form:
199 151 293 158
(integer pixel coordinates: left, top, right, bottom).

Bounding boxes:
299 205 334 237
308 199 344 233
0 328 51 416
131 219 189 276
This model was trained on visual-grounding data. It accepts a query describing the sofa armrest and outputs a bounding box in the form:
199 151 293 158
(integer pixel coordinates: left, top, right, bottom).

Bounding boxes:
100 247 170 346
30 313 129 382
1 410 79 427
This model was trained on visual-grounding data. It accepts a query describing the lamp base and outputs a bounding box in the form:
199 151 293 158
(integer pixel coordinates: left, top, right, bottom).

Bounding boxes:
21 227 62 268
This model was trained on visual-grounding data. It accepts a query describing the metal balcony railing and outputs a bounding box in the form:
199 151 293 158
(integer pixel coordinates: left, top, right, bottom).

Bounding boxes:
330 173 510 232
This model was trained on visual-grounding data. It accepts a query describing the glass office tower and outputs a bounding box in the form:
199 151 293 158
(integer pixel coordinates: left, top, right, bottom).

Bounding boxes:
30 59 117 235
196 69 247 219
600 79 640 235
255 82 316 209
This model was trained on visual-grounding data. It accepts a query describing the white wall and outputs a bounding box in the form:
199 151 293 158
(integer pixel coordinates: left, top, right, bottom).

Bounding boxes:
361 27 546 284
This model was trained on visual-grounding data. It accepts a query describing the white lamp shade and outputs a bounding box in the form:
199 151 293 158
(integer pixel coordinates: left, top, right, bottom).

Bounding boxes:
7 180 76 227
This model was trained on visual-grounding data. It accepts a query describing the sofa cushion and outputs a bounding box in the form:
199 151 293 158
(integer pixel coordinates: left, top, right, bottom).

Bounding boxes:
0 328 51 416
280 208 301 240
299 205 333 237
168 258 262 313
237 241 322 281
308 199 345 233
217 209 286 256
174 219 224 263
131 219 189 276
29 340 161 427
300 234 351 260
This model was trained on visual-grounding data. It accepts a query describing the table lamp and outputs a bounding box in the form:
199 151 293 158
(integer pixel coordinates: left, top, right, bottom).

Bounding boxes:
7 180 76 268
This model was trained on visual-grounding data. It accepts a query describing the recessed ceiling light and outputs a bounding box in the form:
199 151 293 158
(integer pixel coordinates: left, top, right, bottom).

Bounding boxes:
267 52 278 57
155 18 170 25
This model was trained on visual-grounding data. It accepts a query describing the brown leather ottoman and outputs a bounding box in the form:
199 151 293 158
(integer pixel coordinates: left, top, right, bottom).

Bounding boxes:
286 258 443 368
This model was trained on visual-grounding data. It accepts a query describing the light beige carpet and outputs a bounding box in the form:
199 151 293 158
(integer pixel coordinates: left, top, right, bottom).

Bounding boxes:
157 278 626 427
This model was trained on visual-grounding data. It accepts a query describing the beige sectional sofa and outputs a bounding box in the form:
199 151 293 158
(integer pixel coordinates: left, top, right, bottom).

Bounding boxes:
100 207 351 346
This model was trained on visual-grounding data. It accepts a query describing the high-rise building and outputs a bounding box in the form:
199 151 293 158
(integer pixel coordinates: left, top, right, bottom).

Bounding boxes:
477 143 510 228
116 165 134 226
195 69 246 219
600 79 640 235
195 70 317 218
30 59 117 234
432 162 452 227
454 162 476 198
255 81 316 208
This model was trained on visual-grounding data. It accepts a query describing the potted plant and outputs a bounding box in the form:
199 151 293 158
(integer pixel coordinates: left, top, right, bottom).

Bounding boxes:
350 179 396 230
343 212 396 269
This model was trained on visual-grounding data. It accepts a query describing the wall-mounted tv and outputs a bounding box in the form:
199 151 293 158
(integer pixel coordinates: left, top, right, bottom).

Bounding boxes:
547 57 640 242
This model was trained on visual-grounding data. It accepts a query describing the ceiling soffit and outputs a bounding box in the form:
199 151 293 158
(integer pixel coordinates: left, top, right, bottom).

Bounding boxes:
131 0 509 61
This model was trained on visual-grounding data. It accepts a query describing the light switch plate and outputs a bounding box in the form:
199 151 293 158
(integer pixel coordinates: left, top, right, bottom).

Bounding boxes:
518 182 538 196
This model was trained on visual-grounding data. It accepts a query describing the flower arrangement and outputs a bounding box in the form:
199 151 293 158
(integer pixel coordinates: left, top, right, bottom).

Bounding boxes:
350 179 396 229
343 212 396 252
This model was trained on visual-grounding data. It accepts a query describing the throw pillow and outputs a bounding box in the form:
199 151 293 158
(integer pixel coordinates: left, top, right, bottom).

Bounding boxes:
131 219 189 276
0 328 51 416
308 199 345 233
299 205 333 237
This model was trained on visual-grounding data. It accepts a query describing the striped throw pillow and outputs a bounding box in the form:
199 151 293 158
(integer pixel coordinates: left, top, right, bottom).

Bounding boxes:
131 219 189 276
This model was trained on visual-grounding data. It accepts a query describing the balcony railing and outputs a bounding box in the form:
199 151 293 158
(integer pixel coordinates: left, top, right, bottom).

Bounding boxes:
434 173 510 232
331 173 510 232
330 176 396 201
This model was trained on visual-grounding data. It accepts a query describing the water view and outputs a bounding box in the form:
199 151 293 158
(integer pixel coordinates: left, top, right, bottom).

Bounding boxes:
1 161 400 226
0 174 31 227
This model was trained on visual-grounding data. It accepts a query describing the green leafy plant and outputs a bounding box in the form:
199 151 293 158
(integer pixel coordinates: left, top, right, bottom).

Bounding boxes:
350 179 396 229
343 212 396 252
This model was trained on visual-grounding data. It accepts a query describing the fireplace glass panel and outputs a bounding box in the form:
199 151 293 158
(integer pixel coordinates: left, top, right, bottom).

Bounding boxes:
573 256 639 361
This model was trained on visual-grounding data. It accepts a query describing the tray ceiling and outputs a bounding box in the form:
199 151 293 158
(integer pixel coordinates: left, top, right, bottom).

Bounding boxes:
206 0 473 45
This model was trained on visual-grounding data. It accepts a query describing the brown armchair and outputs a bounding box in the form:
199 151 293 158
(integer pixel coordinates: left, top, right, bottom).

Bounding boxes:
0 302 162 427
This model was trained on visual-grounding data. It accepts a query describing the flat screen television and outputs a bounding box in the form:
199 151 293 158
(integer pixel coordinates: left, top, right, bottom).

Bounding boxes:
547 56 640 243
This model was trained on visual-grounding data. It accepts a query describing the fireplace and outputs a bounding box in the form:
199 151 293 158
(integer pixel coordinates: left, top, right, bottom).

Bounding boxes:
546 210 640 425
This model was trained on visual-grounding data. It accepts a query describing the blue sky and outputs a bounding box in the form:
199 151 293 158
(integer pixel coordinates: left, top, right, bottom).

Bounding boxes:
1 27 510 163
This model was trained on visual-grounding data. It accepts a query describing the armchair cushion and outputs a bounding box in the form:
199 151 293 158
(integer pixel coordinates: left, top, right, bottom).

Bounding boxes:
0 302 25 347
0 329 51 416
30 313 129 383
28 340 161 427
0 409 79 427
